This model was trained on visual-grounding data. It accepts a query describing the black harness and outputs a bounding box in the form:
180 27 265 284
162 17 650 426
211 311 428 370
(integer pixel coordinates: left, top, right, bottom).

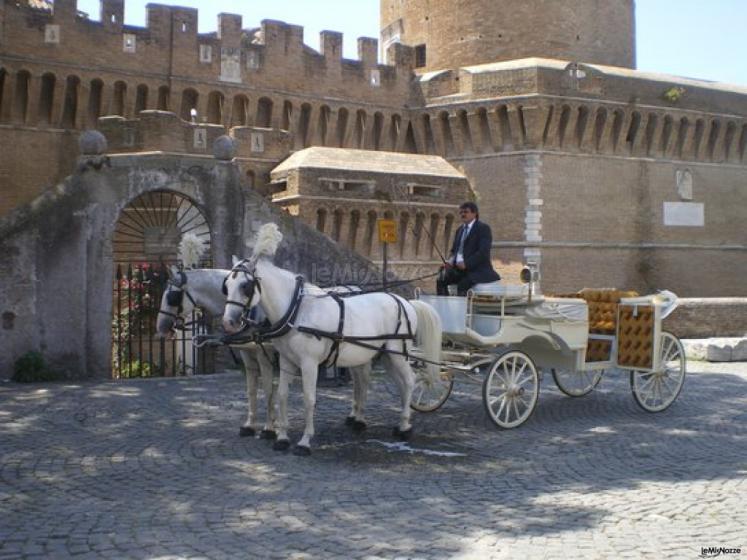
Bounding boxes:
221 263 416 368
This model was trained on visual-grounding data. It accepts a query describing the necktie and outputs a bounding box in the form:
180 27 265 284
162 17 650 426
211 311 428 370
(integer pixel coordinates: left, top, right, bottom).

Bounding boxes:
459 225 469 253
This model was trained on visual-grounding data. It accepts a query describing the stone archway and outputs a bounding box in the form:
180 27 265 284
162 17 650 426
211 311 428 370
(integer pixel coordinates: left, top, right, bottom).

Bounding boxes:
111 190 213 379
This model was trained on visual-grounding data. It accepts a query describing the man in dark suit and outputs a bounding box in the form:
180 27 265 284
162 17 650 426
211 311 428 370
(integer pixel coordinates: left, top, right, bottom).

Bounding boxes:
436 202 501 296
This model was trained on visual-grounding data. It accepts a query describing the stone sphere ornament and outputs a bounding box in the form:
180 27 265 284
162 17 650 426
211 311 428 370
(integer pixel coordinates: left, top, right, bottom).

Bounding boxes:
78 130 108 155
213 135 237 160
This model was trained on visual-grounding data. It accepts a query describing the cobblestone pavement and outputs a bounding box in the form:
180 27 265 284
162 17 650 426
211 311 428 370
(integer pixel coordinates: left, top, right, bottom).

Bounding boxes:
1 361 745 560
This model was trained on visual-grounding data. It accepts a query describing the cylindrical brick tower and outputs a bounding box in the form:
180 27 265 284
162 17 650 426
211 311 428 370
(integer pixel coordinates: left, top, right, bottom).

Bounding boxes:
380 0 636 72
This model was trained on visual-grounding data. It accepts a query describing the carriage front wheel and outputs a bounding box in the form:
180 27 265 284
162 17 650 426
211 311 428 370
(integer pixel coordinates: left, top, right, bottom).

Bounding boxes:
410 360 454 413
482 350 540 429
630 331 686 412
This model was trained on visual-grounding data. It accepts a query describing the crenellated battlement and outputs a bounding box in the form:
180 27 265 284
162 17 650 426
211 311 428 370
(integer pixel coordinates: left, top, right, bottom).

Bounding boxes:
0 0 416 115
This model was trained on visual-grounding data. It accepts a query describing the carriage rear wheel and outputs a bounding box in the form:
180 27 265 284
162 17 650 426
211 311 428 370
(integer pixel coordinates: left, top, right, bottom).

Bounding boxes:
482 350 539 429
410 360 454 413
552 368 603 397
630 331 686 412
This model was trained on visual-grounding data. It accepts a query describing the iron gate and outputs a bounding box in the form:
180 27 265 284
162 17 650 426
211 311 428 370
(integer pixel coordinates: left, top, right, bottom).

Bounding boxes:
111 190 215 379
112 263 214 378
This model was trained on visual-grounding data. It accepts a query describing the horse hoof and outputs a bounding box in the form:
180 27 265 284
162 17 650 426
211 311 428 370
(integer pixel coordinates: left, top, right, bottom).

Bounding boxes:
239 426 256 438
260 429 277 440
344 416 355 427
273 439 290 452
352 420 367 433
393 427 413 441
293 445 312 457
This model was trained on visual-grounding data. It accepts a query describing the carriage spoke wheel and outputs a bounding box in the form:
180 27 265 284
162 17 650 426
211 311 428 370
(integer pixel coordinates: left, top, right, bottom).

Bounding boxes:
482 351 539 429
552 368 603 397
410 360 454 413
630 331 686 413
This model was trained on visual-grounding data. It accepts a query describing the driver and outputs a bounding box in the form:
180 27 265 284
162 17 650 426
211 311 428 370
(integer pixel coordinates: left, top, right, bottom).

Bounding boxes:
436 202 500 296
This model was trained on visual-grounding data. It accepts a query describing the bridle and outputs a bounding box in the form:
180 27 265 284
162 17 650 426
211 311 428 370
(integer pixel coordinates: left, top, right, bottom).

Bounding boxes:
158 271 199 331
220 260 306 342
222 259 262 317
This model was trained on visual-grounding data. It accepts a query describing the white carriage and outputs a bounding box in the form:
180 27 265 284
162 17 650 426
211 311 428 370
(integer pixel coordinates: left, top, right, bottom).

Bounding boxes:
412 270 686 429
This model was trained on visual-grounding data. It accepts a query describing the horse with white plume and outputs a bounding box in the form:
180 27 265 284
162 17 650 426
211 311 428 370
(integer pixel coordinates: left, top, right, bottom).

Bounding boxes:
222 223 442 456
156 233 278 438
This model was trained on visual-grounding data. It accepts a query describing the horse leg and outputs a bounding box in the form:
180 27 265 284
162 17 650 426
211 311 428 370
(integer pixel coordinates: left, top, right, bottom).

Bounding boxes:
293 358 319 456
256 346 277 440
386 353 415 441
273 356 295 452
349 364 370 433
238 349 258 437
345 366 359 427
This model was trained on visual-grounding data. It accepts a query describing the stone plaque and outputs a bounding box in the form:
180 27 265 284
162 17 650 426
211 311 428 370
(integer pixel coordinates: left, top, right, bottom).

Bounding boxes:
199 44 212 63
123 33 136 53
193 128 207 150
45 25 60 44
220 48 241 83
250 133 264 153
663 202 704 227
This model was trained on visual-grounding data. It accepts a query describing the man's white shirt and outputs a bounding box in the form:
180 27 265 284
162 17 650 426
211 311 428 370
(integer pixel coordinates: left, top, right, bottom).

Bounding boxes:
455 219 476 265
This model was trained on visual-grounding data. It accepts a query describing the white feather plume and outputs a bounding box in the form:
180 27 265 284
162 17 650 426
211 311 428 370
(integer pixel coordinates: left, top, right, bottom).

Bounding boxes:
251 223 283 259
179 233 205 269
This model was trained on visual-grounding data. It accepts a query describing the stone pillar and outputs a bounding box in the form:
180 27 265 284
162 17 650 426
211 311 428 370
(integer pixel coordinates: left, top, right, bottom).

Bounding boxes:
680 119 698 160
0 71 14 123
447 112 466 156
579 106 599 153
25 74 42 127
709 119 727 163
612 110 634 155
74 80 87 129
485 108 503 151
428 114 446 156
507 104 526 150
50 78 66 127
465 111 485 153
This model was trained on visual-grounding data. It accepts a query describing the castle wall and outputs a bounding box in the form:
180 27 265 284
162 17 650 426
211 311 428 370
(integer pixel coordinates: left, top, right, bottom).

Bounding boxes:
381 0 635 72
457 150 747 297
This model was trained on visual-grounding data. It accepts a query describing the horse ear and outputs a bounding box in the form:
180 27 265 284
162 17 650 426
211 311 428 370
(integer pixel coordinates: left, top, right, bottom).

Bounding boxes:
232 255 241 267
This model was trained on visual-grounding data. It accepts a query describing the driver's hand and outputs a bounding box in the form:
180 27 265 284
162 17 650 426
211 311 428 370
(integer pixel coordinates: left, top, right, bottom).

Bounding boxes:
456 262 466 270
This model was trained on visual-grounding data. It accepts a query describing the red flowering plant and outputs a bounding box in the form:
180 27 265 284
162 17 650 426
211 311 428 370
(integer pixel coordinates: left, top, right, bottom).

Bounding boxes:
112 262 165 378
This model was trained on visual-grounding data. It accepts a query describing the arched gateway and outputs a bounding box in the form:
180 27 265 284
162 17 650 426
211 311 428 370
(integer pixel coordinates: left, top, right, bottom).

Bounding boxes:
112 190 213 378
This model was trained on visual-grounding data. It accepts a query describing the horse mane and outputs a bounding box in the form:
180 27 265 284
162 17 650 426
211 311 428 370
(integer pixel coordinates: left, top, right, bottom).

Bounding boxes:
179 233 205 269
252 223 283 259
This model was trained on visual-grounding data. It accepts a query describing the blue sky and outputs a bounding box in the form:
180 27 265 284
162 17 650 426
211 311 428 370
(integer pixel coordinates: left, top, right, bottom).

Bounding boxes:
75 0 747 86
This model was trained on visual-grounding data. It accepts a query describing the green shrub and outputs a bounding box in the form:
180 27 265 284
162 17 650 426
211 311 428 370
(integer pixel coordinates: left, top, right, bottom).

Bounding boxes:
118 360 163 378
12 351 61 383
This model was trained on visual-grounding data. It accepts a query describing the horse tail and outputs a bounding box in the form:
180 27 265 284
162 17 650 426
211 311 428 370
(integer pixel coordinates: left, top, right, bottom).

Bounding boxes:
409 300 442 378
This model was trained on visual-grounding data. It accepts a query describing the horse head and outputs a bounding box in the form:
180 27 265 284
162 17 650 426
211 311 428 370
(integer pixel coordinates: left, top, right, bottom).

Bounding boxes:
156 266 195 337
222 256 263 333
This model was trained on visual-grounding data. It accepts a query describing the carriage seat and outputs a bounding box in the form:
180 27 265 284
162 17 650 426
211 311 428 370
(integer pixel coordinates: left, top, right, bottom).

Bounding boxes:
551 288 639 362
471 282 529 298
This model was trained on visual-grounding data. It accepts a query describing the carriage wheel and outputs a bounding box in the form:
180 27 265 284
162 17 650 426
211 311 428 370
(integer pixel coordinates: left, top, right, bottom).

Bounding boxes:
630 331 686 413
410 360 454 413
552 368 603 397
482 351 539 429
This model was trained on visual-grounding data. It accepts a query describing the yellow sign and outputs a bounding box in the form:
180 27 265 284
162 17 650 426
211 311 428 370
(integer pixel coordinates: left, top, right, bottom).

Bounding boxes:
378 219 398 243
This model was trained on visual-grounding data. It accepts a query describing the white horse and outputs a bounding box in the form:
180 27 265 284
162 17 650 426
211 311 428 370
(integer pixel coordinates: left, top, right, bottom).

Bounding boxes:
156 266 279 439
221 224 442 456
155 266 366 439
